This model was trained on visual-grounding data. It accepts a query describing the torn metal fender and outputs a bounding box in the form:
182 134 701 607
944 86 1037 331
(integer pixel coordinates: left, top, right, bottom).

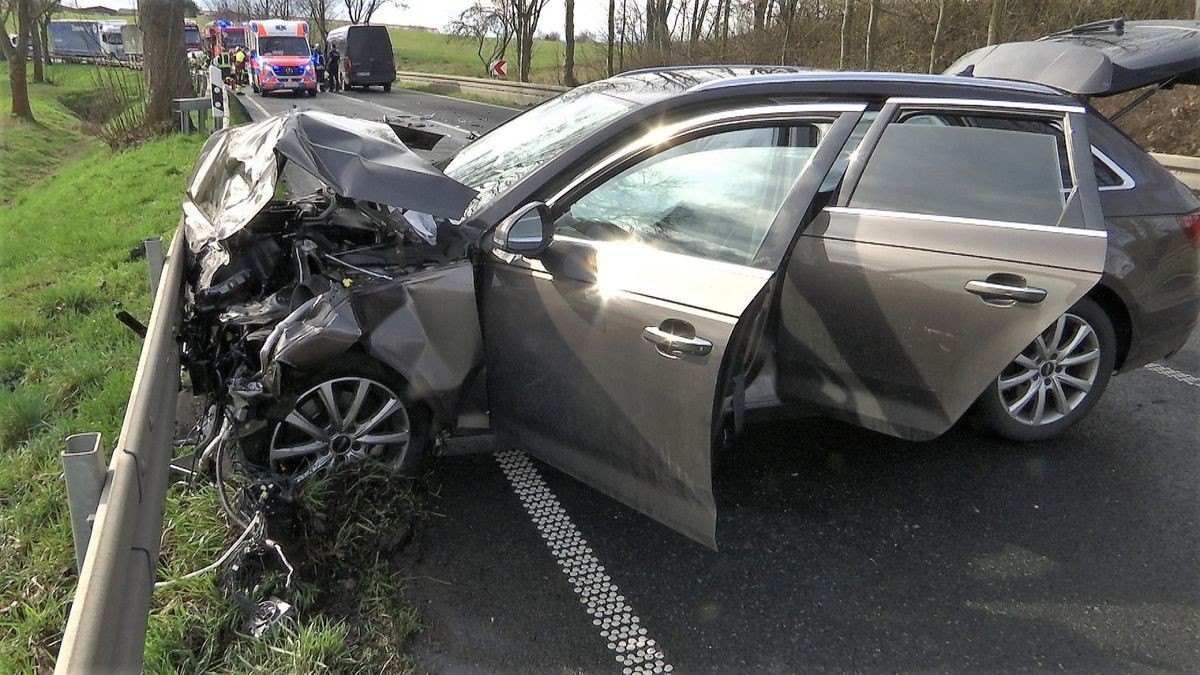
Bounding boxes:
356 261 484 414
260 262 484 422
270 289 363 372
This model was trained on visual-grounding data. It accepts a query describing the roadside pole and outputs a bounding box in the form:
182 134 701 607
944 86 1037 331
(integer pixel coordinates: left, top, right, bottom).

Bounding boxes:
210 64 226 130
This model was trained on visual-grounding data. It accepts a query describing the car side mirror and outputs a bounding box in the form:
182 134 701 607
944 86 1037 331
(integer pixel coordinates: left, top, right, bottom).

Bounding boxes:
494 202 554 257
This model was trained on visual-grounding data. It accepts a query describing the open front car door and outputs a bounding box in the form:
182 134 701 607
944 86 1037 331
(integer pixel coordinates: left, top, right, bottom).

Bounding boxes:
479 105 867 548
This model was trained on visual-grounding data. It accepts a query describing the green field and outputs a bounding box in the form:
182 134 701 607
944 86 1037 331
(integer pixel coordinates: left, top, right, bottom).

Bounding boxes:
0 64 420 672
386 26 606 84
53 10 601 85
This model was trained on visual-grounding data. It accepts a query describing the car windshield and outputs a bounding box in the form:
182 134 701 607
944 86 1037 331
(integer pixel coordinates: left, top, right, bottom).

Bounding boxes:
222 30 247 47
444 89 638 217
185 27 200 46
259 35 309 56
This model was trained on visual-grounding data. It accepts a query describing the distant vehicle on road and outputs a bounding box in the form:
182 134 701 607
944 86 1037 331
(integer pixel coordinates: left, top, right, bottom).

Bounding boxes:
183 18 201 57
98 21 126 60
203 19 248 76
325 24 395 92
48 19 103 61
247 19 319 97
120 23 142 61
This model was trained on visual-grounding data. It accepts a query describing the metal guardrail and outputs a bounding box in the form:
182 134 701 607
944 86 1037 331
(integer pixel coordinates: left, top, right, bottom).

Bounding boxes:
394 70 567 105
55 227 185 674
1151 153 1200 190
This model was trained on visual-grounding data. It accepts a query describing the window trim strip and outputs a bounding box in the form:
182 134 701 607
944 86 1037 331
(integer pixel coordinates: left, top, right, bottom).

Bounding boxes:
885 97 1087 115
824 206 1109 239
1092 146 1137 191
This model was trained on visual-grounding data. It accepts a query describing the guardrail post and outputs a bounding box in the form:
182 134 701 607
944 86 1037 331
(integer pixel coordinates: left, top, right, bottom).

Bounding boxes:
145 236 165 298
62 433 106 571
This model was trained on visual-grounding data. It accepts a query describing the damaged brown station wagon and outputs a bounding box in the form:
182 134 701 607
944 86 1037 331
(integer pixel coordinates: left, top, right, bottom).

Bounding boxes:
182 27 1199 547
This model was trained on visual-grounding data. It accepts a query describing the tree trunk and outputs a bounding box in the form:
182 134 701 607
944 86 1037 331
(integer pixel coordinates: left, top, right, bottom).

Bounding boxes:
142 0 188 129
607 0 615 76
39 15 50 67
839 0 854 70
564 0 576 86
30 19 44 83
9 0 35 121
864 0 879 70
986 0 1004 46
928 0 945 73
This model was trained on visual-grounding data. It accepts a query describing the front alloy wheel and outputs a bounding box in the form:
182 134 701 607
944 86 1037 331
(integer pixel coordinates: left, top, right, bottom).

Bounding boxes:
977 297 1116 442
264 365 423 483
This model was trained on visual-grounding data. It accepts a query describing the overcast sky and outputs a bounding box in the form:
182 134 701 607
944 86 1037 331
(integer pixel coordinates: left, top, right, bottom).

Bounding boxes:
82 1 611 34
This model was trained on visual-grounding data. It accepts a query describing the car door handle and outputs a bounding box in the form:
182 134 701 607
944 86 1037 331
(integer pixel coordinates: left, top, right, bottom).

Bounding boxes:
642 324 713 358
965 279 1048 305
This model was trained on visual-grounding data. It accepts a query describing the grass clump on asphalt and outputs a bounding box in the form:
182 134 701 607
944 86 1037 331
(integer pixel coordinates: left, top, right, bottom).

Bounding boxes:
0 64 425 672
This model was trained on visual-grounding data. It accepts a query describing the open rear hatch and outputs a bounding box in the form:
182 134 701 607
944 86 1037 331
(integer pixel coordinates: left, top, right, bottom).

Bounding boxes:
946 19 1200 96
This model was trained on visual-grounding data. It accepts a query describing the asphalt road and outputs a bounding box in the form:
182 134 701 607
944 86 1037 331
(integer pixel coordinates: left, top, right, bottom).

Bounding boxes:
238 86 1200 673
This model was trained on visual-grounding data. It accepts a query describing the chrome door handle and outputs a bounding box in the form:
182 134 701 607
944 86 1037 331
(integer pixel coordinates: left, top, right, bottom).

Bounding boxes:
965 279 1047 304
642 325 713 358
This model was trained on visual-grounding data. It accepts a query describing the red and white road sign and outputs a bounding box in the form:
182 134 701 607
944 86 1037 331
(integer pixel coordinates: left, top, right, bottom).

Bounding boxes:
489 59 507 78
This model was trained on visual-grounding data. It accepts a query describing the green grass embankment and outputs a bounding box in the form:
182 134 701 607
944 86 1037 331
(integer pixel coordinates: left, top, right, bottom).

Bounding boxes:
0 64 421 672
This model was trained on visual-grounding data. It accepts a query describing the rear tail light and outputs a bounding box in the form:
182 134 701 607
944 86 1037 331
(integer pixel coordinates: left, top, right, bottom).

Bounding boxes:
1182 211 1200 248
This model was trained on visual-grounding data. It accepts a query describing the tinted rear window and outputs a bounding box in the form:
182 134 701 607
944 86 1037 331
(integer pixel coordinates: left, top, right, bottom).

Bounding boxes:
347 26 392 63
850 124 1067 226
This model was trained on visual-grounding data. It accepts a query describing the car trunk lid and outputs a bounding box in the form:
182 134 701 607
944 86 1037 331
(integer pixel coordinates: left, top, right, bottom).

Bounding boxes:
945 19 1200 96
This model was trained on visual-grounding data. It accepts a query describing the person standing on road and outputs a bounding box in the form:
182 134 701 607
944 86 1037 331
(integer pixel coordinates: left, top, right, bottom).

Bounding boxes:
233 46 248 95
326 44 341 92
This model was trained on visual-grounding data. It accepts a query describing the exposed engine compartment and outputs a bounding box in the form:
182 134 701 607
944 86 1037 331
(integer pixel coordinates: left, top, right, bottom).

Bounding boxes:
180 190 477 483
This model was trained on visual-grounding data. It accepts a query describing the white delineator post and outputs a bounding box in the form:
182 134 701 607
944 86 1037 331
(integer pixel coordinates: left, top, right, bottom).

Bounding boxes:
209 63 226 130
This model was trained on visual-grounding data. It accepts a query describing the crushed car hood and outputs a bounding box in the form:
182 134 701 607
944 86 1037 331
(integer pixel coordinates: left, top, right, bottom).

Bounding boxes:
945 19 1200 96
183 110 478 251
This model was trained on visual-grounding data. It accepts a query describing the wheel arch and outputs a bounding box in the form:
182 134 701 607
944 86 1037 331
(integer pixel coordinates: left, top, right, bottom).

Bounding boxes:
1086 282 1132 370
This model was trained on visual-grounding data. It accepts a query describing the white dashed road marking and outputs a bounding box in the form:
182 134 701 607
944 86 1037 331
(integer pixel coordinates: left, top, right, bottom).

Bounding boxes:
1143 362 1200 389
496 450 674 675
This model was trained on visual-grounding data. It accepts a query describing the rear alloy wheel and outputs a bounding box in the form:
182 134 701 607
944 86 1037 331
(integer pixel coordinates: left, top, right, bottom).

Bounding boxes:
977 297 1116 442
263 360 425 483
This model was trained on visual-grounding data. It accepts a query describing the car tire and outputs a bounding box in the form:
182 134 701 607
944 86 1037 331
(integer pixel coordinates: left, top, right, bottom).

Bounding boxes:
976 297 1116 442
309 88 317 97
383 82 391 93
243 354 427 481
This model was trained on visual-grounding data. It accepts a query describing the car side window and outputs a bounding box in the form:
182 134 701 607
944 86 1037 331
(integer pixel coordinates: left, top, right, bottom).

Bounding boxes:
849 112 1072 226
554 124 822 267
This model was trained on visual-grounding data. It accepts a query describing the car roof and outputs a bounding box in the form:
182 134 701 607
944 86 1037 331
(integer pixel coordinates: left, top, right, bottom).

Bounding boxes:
584 66 1074 107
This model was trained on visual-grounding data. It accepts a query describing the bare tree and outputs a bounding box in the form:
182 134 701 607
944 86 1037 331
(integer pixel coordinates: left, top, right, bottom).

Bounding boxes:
864 0 879 69
303 0 342 42
929 0 945 73
0 0 35 120
564 0 576 85
511 0 549 82
446 1 514 77
28 0 57 83
142 0 188 128
986 0 1004 45
606 0 615 76
344 0 402 25
839 0 853 70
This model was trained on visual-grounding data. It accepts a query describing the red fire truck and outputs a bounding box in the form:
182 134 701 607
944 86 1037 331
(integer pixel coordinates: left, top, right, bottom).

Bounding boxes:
202 19 249 76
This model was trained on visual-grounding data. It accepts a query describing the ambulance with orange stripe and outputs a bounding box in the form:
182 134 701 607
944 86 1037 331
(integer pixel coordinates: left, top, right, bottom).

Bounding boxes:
246 20 318 97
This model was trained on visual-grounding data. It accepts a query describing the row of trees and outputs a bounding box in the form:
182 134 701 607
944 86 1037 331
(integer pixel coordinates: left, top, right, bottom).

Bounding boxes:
450 0 1199 85
1 0 190 129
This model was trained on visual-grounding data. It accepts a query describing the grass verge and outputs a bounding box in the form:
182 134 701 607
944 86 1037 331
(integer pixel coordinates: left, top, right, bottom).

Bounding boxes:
0 66 423 672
